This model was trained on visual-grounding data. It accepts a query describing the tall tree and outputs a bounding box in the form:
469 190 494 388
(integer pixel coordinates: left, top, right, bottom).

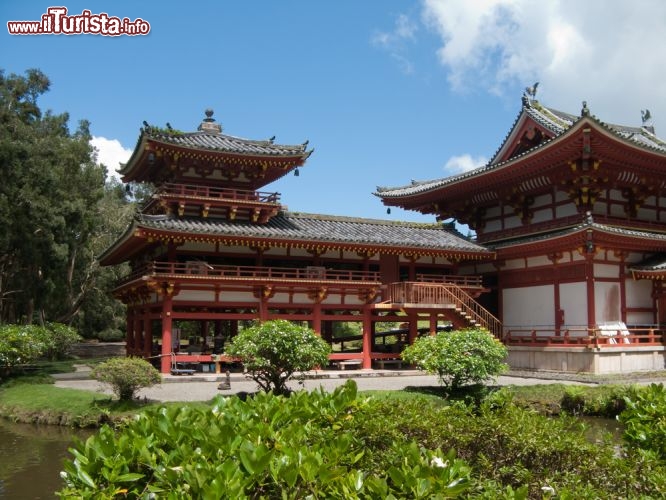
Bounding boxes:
0 68 108 324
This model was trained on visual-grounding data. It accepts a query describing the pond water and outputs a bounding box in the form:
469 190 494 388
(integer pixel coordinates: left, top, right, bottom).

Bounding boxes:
0 420 91 499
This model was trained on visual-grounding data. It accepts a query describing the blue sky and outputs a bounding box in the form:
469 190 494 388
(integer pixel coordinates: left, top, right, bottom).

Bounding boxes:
3 1 666 224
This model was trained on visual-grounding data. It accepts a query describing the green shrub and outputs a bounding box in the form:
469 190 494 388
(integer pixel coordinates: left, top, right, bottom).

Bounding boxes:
96 327 125 342
0 324 45 375
619 383 666 461
90 357 161 401
354 394 666 498
225 319 331 395
0 323 81 379
402 328 508 390
58 381 472 498
37 323 82 361
561 386 586 415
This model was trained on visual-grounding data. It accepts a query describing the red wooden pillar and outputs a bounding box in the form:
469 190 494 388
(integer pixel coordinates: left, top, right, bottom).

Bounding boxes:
362 306 372 369
160 293 174 374
408 312 418 344
429 313 438 336
586 246 596 337
312 303 322 335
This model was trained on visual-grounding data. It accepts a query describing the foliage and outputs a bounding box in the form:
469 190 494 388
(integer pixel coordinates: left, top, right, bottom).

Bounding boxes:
619 383 666 461
225 319 331 395
0 69 134 336
90 357 161 401
353 394 666 498
58 381 472 499
33 322 81 361
0 323 80 379
559 384 638 418
0 324 47 376
402 328 508 390
560 386 586 415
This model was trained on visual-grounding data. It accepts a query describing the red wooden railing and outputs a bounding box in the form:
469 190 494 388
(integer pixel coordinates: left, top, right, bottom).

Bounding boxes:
120 261 381 285
504 327 666 347
158 183 280 204
415 274 483 288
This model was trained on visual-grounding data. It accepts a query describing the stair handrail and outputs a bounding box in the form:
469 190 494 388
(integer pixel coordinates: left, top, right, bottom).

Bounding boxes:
439 284 502 338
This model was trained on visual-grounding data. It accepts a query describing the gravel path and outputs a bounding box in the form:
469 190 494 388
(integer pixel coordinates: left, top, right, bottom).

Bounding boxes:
53 368 606 403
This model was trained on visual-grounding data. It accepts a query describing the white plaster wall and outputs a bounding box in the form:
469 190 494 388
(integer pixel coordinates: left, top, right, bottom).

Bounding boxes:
503 258 525 270
594 263 619 278
220 291 259 303
504 215 522 229
270 293 292 304
526 256 551 267
595 281 621 324
559 282 587 327
177 290 216 302
609 204 625 218
626 311 654 325
532 208 552 223
637 208 657 221
625 278 652 308
502 285 554 328
571 251 586 262
556 203 578 218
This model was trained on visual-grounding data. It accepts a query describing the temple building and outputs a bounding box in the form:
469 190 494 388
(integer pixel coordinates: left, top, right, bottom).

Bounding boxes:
100 110 495 374
377 93 666 373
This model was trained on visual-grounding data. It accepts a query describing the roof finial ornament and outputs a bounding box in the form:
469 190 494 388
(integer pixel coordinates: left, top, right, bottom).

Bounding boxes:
198 108 222 133
524 81 539 98
641 109 652 125
581 101 589 117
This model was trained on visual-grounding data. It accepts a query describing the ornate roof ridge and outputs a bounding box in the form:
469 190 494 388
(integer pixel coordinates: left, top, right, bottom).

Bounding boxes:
284 210 445 229
376 94 666 200
489 219 666 250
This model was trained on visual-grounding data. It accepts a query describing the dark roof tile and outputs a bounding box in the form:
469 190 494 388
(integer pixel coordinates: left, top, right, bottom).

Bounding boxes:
137 212 489 254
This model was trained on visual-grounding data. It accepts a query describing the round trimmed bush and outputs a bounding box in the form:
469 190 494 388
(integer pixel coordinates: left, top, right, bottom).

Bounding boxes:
91 356 161 401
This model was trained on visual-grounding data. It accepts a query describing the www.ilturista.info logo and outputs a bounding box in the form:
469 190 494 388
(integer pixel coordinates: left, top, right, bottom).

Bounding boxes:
7 7 150 36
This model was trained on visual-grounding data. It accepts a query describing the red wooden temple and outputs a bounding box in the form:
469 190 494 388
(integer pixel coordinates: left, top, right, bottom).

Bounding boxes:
377 93 666 373
100 110 495 373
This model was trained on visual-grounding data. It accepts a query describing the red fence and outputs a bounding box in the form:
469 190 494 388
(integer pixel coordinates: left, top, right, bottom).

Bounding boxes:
504 327 665 347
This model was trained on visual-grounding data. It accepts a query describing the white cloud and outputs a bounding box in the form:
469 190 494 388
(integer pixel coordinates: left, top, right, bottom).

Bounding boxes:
372 13 418 74
90 136 132 181
421 0 666 129
444 154 488 174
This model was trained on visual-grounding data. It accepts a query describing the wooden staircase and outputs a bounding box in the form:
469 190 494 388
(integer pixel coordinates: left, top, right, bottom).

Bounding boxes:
385 282 502 338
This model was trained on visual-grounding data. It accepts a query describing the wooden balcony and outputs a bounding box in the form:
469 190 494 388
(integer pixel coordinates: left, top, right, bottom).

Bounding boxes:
117 261 381 289
151 182 282 222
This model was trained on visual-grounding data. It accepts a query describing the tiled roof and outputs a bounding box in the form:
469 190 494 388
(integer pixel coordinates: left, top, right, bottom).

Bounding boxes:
376 98 666 199
136 212 490 254
488 221 666 250
145 129 311 158
630 253 666 272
